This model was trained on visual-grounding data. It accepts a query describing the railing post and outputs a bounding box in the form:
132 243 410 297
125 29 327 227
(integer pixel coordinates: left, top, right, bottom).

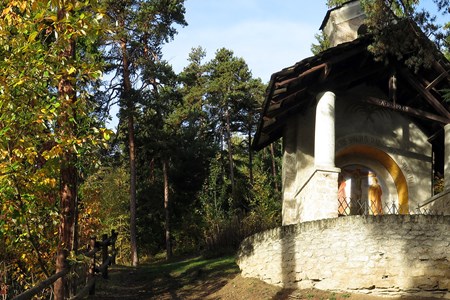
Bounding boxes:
88 237 96 296
102 234 108 279
12 230 119 300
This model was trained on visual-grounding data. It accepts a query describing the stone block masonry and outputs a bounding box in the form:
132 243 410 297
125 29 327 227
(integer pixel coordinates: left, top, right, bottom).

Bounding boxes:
237 215 450 298
296 169 339 222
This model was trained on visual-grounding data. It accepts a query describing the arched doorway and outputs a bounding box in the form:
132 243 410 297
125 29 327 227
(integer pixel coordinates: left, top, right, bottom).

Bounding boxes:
338 164 392 215
336 145 409 215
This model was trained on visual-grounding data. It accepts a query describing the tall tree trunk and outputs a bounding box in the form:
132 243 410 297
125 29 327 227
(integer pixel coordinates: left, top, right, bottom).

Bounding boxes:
128 106 138 266
248 123 253 185
141 39 173 260
55 154 77 299
225 106 236 202
162 159 172 260
270 143 279 192
54 8 77 297
120 35 138 267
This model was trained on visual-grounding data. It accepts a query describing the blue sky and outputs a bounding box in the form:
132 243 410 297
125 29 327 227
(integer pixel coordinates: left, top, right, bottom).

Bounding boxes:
162 0 329 83
108 1 329 129
162 0 447 83
108 0 446 129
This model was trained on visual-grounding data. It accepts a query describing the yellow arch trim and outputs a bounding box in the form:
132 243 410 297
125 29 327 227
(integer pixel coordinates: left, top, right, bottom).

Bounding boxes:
336 145 409 214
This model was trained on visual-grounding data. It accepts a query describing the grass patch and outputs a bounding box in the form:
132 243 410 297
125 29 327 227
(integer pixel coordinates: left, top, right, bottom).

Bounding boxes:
140 255 238 278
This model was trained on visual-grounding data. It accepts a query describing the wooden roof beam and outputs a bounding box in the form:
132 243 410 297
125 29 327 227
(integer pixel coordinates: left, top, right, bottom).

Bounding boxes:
275 63 328 88
270 86 308 105
262 116 276 128
319 62 386 91
272 42 369 90
260 106 301 140
362 96 450 124
399 67 450 119
425 69 449 91
266 94 310 119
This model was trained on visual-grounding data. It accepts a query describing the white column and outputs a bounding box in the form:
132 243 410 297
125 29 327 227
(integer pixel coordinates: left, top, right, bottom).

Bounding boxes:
315 91 336 168
445 124 450 189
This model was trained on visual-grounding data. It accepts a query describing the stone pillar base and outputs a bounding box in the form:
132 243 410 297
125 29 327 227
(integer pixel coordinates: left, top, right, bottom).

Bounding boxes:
297 167 341 222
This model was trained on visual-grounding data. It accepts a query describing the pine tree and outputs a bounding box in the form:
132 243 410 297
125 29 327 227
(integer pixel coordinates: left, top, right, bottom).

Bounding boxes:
102 0 186 265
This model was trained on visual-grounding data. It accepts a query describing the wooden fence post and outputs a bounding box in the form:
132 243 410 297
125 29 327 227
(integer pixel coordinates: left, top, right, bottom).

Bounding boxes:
12 230 118 300
88 237 96 296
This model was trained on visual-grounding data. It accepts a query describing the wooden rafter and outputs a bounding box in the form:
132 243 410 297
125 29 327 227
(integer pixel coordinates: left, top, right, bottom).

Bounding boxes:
275 63 327 88
267 88 307 112
322 61 386 90
274 43 368 89
425 70 449 91
266 89 309 119
361 96 450 124
433 60 450 83
398 67 450 119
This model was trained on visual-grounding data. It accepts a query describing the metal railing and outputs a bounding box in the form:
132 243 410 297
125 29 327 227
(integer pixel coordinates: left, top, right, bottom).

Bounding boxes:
337 197 441 216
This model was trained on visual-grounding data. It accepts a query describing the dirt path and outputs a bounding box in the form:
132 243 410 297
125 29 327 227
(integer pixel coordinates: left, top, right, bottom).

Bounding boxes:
87 258 442 300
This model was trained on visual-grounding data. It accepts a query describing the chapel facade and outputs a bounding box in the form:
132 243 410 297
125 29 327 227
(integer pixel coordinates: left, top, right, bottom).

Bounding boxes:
253 0 450 225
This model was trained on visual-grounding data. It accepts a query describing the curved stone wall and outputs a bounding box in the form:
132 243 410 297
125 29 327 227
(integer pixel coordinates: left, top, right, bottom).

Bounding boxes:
237 215 450 298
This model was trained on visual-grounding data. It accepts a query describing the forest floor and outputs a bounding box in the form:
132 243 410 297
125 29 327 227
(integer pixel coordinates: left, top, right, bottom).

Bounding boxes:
87 255 440 300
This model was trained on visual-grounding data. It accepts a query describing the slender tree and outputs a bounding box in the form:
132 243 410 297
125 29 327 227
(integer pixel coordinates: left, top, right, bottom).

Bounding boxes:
138 60 184 259
205 48 255 207
103 0 186 265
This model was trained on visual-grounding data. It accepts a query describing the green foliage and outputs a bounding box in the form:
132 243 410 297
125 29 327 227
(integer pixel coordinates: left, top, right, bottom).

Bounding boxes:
0 0 283 281
198 156 229 224
320 1 450 72
101 0 188 263
360 0 434 71
120 45 282 259
0 0 109 294
440 88 450 103
311 31 331 55
197 141 282 256
80 166 132 264
326 0 349 8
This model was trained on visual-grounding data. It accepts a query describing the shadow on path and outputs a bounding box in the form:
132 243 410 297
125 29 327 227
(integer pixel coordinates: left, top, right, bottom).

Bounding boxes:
87 256 238 300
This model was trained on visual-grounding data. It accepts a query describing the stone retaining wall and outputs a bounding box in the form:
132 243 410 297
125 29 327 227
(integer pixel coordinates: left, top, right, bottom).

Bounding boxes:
237 215 450 298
